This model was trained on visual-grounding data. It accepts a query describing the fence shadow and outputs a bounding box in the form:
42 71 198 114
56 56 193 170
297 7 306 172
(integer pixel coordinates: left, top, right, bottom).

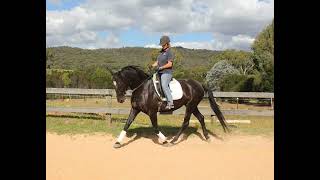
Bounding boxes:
46 113 104 120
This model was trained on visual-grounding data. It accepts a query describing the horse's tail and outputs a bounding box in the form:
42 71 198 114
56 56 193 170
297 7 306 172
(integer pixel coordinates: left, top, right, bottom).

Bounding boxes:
202 85 230 133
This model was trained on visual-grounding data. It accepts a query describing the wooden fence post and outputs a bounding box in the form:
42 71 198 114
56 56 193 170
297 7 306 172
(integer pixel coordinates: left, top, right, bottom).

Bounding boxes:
236 97 239 109
105 95 112 124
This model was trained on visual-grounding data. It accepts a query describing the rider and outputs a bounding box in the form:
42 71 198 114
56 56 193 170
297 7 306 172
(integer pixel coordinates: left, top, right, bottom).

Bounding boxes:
151 35 175 110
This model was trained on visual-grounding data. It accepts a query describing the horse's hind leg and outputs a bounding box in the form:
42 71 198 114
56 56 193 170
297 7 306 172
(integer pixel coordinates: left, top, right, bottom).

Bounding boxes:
193 107 210 140
170 107 193 143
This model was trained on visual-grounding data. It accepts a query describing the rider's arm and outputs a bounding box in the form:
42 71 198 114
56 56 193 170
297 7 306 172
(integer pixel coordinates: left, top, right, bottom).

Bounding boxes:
159 61 173 70
151 61 158 67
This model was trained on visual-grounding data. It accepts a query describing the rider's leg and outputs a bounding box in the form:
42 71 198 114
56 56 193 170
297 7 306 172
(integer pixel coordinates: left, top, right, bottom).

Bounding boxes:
160 73 174 108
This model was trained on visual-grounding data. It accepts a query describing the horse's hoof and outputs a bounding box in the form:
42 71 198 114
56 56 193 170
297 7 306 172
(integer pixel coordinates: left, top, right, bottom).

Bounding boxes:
205 137 211 142
162 141 174 147
113 142 121 148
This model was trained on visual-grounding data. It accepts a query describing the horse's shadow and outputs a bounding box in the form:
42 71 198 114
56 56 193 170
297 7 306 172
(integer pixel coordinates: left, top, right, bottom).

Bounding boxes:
120 126 224 148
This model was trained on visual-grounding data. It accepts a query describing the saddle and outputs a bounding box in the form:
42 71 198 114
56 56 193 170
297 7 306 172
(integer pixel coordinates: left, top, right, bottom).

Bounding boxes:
152 73 183 101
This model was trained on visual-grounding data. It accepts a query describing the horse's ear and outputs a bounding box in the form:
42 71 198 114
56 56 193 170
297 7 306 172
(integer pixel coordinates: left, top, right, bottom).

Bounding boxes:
106 66 116 75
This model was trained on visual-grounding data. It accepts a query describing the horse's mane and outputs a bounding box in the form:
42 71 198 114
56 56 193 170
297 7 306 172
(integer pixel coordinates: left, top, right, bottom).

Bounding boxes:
120 65 149 77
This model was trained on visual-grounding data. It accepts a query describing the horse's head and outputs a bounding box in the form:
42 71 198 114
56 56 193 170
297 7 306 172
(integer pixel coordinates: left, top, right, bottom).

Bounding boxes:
111 71 129 103
106 67 128 103
107 66 149 103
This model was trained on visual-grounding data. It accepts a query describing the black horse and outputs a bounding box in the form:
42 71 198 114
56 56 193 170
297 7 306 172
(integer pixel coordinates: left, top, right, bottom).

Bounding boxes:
108 66 230 148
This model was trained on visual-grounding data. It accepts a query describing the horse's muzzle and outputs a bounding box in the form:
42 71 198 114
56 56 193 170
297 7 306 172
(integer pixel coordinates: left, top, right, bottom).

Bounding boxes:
117 96 126 103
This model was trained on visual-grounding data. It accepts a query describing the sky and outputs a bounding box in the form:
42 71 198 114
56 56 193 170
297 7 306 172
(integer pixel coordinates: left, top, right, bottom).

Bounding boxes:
46 0 274 51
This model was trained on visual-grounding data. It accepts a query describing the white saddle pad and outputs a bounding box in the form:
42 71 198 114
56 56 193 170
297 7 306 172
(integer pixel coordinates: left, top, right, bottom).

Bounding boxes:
169 78 183 100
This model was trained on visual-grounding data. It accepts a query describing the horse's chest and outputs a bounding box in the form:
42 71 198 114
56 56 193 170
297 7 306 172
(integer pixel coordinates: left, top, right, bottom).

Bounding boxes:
131 95 143 108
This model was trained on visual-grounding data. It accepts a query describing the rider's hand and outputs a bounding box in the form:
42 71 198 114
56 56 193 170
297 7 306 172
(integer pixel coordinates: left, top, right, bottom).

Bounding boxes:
152 66 161 73
157 66 164 71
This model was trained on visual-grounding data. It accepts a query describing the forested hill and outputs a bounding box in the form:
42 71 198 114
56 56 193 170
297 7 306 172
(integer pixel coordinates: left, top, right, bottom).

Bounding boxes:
46 46 221 70
46 20 273 92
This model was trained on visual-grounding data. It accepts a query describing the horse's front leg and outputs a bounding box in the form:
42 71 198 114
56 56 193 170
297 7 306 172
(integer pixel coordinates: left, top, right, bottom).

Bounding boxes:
113 108 140 148
149 112 171 146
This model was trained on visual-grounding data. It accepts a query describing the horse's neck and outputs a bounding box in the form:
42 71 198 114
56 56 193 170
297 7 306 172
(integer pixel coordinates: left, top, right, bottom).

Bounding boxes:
127 74 148 90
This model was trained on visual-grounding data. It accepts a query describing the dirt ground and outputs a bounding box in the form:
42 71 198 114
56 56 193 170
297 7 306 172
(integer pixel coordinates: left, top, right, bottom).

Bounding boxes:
46 133 274 180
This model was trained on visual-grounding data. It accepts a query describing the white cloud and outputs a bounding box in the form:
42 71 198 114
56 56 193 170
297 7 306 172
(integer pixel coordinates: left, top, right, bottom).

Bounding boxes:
48 0 62 5
46 5 133 36
46 31 121 49
145 34 255 51
174 41 215 50
46 0 273 50
144 44 161 49
210 33 255 50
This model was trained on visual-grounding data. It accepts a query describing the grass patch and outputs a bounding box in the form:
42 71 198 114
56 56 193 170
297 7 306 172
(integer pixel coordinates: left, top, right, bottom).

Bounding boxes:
46 117 123 136
46 113 273 138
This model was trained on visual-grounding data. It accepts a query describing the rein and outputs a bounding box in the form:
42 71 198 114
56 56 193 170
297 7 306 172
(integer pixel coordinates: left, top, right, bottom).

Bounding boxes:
131 71 157 92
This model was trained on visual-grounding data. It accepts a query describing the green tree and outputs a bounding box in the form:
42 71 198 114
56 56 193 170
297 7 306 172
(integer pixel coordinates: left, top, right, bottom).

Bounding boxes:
219 74 248 92
171 47 183 71
89 67 112 89
176 66 210 83
220 74 258 92
252 19 274 71
251 19 274 92
61 72 71 88
144 48 160 74
46 49 55 69
47 70 64 88
210 49 254 75
205 60 240 91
